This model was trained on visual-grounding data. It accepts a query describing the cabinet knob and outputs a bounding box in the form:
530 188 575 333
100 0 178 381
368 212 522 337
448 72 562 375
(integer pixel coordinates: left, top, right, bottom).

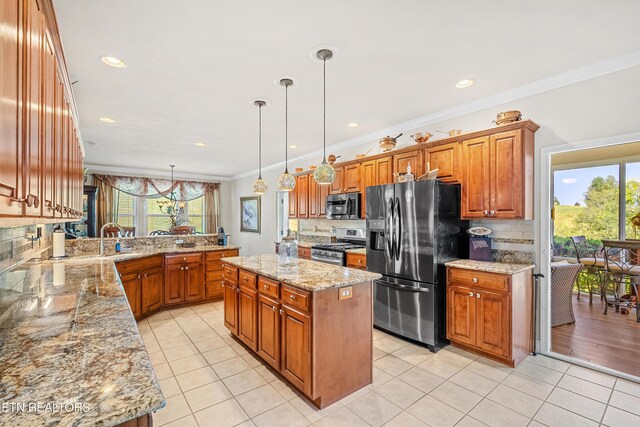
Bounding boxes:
279 309 284 315
144 273 148 278
468 291 474 297
243 277 248 282
472 277 478 283
483 210 488 216
272 306 276 312
476 293 480 298
264 284 268 290
290 294 295 300
185 266 189 270
181 267 184 271
182 257 186 261
489 210 495 216
137 274 141 279
236 288 240 294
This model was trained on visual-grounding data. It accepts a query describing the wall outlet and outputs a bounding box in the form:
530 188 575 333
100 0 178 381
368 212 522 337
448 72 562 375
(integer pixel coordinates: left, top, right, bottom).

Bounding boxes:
338 286 353 300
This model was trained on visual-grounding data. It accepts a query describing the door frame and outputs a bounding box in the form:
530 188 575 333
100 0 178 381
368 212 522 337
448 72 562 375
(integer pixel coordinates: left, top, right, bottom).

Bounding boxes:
537 130 640 382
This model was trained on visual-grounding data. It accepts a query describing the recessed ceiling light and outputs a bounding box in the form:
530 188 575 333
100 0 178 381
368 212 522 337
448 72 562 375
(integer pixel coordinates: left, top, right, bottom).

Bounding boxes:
347 122 359 128
289 145 298 149
99 117 116 123
100 56 127 68
194 142 206 147
455 79 474 88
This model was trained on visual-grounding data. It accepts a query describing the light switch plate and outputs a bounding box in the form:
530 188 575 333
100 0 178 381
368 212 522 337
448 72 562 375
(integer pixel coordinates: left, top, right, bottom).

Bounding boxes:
338 286 353 300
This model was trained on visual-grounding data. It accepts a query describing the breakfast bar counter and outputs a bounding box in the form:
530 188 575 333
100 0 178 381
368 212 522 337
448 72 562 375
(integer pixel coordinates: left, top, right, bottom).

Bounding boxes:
220 254 381 408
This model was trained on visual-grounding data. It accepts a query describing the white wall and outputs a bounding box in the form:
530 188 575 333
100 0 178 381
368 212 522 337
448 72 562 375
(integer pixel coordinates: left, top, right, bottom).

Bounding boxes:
221 66 640 256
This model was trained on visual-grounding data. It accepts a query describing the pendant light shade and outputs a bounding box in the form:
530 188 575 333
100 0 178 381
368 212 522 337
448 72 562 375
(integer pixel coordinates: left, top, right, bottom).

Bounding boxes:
314 49 335 185
277 78 296 192
252 100 268 195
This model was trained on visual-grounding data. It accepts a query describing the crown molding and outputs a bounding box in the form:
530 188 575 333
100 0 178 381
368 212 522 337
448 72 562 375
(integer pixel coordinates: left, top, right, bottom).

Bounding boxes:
232 50 640 181
84 163 229 182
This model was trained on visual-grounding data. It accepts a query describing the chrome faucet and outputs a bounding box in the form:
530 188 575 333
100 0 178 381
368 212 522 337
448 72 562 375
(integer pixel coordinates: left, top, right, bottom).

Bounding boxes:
100 222 124 256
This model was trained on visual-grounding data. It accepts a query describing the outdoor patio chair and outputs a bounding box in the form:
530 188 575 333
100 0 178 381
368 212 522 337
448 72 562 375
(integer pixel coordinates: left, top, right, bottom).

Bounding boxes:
571 236 606 304
551 261 583 327
602 240 640 322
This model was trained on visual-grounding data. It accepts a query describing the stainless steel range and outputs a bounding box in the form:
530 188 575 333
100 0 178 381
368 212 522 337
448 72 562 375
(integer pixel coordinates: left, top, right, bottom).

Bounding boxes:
311 228 366 266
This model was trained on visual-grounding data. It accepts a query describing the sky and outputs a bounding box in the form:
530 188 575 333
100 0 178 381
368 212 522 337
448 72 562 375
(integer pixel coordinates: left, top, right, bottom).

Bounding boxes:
554 162 640 206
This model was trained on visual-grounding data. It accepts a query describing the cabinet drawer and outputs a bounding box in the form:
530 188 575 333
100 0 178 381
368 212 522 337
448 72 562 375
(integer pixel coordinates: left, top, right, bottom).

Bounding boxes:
281 285 310 312
448 267 510 292
206 250 239 261
165 253 203 265
206 260 223 271
258 276 280 299
346 252 366 269
299 247 311 259
116 255 163 275
223 265 238 283
239 269 257 289
205 280 224 299
205 270 224 282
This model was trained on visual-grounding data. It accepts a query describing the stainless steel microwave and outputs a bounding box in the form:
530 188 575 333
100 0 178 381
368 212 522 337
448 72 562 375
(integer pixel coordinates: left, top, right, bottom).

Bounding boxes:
326 193 361 219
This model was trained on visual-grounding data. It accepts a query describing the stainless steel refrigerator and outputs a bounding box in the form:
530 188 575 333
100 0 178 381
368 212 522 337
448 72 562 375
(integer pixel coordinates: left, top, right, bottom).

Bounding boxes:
366 180 468 351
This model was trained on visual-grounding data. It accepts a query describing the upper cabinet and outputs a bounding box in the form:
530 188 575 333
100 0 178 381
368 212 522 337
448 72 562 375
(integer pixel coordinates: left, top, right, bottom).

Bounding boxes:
0 0 83 223
289 123 537 221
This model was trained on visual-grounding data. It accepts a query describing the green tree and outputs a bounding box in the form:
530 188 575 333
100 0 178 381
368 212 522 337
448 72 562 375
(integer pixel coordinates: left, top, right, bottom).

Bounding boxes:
626 179 640 238
554 196 560 205
575 175 619 239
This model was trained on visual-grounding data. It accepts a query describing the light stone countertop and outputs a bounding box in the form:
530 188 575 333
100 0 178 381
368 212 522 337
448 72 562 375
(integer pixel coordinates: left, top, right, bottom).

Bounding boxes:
221 254 381 291
0 257 164 426
445 259 535 275
72 245 240 262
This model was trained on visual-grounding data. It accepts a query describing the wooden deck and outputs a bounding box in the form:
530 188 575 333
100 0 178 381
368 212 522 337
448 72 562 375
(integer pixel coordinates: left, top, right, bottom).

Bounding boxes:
551 293 640 377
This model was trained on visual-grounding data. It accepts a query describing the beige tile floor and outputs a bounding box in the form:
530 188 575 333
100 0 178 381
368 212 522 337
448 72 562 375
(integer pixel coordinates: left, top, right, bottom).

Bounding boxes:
139 302 640 427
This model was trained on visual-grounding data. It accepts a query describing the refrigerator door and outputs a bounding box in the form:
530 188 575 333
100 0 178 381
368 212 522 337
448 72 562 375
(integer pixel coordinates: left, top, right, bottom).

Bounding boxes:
366 184 396 276
394 181 436 284
373 276 436 347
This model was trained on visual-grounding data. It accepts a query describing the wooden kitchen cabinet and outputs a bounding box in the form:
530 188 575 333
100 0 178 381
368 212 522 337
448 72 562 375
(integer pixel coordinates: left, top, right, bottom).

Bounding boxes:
329 166 344 195
297 174 309 218
223 264 239 335
165 254 203 304
164 264 185 305
280 304 312 396
308 174 319 217
446 266 532 367
346 252 367 270
184 262 203 302
343 163 361 192
238 277 259 351
288 177 298 218
461 136 490 219
121 273 142 318
298 246 311 259
361 156 392 217
141 268 163 314
393 151 422 177
425 142 460 183
258 294 281 370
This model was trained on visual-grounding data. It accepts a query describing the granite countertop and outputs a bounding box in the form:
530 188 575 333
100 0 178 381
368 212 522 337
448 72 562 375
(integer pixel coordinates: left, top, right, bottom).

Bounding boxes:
275 241 316 248
345 248 367 255
73 245 240 262
445 259 535 275
0 258 164 426
221 254 381 291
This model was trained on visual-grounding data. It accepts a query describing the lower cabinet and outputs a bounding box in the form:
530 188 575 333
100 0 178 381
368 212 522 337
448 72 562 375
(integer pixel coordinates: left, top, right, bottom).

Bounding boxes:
345 252 367 270
141 268 163 314
446 266 532 367
121 273 142 318
238 284 259 351
257 294 280 370
223 279 239 336
280 304 311 396
184 262 204 302
164 264 185 305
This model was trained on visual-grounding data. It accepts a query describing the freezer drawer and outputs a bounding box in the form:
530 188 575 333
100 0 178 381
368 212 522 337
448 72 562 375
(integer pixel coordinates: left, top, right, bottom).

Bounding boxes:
373 278 439 350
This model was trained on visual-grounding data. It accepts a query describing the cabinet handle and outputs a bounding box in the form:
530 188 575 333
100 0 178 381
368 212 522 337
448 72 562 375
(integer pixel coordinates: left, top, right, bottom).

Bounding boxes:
137 274 141 279
144 273 148 278
483 210 488 216
272 306 276 312
182 257 186 261
221 283 224 288
264 284 268 290
468 291 474 297
489 210 495 216
472 277 478 283
185 266 189 270
476 293 480 298
181 267 184 271
243 277 248 282
236 288 240 294
279 309 284 315
290 294 295 300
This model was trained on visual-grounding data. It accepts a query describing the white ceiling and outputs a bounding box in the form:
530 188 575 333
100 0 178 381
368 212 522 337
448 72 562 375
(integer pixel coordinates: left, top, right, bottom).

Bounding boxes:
53 0 640 180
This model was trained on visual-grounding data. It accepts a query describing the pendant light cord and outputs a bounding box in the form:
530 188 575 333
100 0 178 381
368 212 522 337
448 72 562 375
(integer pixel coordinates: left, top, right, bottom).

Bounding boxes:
258 104 262 179
322 56 327 164
285 83 289 173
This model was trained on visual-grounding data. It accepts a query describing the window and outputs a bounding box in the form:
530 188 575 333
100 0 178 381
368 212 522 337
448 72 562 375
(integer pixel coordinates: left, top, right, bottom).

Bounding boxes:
626 162 640 239
188 197 205 233
146 196 206 233
116 192 136 228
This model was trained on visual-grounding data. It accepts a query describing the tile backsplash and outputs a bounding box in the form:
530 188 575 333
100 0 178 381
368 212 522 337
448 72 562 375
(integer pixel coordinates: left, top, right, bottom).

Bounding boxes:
0 224 58 275
294 218 367 243
64 234 221 257
471 220 535 264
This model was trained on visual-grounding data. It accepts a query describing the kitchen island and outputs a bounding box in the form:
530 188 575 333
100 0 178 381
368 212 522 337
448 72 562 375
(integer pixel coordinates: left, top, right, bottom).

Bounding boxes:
220 254 381 409
0 257 164 426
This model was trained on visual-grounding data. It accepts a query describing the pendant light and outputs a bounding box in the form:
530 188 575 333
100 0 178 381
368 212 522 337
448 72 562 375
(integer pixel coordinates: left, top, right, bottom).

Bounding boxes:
277 78 296 192
313 49 336 185
252 100 268 195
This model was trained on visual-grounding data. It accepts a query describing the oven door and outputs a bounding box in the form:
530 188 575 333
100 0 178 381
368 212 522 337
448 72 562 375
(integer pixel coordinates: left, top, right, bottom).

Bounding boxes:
373 276 436 347
311 249 344 265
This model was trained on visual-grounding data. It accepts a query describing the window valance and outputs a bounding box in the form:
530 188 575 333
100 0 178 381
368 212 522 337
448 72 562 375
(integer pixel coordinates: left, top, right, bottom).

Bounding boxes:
93 174 219 201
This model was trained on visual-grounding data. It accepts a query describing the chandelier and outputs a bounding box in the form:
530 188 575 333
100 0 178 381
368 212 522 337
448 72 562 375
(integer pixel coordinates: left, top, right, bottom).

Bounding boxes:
157 165 185 225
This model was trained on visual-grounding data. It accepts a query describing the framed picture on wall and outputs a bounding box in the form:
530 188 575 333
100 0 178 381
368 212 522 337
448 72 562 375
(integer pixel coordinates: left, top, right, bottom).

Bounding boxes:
240 196 261 233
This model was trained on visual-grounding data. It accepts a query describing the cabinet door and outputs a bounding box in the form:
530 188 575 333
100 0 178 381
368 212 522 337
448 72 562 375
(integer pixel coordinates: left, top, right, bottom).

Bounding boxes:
376 156 393 185
205 280 224 300
461 136 490 219
318 181 329 217
308 173 319 217
288 177 298 218
141 268 163 314
238 284 258 351
53 78 64 217
425 142 460 183
489 130 523 218
344 163 360 192
164 264 185 305
446 285 476 346
23 0 42 216
257 294 280 370
0 0 22 216
121 273 141 318
297 174 309 218
41 33 56 217
476 290 511 358
184 262 203 302
280 305 311 396
330 166 343 195
360 160 376 218
223 280 239 336
394 151 422 177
